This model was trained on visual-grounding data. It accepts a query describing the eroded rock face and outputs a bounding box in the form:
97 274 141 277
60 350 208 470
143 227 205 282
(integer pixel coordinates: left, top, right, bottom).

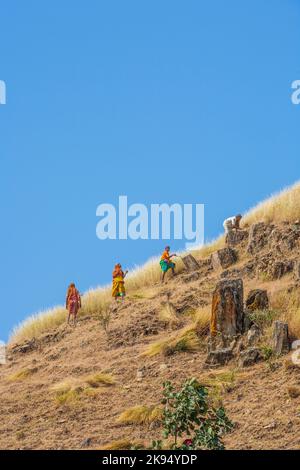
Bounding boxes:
247 325 261 346
211 248 237 271
273 321 290 355
246 289 269 311
247 222 274 255
227 229 249 246
205 348 233 366
268 261 294 280
210 278 244 337
181 254 200 272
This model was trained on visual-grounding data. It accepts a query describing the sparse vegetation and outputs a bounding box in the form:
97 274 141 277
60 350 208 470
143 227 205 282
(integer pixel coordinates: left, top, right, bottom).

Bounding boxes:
158 303 182 329
260 345 274 361
143 308 209 358
101 439 144 450
85 373 115 388
152 378 233 450
202 369 238 401
192 306 211 336
271 289 300 339
243 181 300 225
51 372 115 405
7 368 36 382
142 326 201 357
249 309 279 330
97 308 112 336
116 405 163 425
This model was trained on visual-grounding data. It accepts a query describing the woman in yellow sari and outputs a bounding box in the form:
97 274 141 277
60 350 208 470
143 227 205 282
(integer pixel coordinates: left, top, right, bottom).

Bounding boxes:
112 263 128 301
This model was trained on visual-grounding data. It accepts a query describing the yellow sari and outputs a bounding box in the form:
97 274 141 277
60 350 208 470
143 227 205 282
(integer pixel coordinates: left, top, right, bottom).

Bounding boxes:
112 266 126 298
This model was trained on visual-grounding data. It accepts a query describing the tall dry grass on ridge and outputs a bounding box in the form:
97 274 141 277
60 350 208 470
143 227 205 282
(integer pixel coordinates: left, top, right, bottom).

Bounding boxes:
10 181 300 345
243 181 300 225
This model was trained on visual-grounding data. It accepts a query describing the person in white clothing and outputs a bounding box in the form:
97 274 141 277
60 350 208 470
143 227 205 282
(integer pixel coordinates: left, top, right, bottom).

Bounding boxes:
223 214 243 244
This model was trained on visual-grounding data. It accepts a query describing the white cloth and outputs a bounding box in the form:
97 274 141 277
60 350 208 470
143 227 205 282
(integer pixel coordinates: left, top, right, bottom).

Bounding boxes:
223 216 237 233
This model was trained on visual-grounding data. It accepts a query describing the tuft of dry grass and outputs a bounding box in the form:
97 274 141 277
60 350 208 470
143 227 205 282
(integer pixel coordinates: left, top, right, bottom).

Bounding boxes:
158 304 182 328
7 368 36 382
85 373 115 388
192 306 211 336
142 324 202 357
143 306 210 358
116 405 163 425
200 368 239 403
51 372 115 405
51 379 83 405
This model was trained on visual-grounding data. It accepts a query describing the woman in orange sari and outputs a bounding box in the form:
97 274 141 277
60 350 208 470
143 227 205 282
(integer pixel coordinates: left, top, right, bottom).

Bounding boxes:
112 264 128 301
160 246 177 283
66 283 81 326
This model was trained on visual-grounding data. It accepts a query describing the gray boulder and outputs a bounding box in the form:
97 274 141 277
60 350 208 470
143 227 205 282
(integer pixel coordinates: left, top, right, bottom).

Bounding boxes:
238 347 262 367
273 321 290 355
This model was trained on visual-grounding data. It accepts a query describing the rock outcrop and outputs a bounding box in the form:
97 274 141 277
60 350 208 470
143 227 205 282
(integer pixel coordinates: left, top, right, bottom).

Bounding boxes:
247 222 273 255
210 278 244 337
205 348 233 367
211 248 237 271
181 254 200 272
273 321 290 355
246 289 269 311
227 229 248 246
238 347 262 368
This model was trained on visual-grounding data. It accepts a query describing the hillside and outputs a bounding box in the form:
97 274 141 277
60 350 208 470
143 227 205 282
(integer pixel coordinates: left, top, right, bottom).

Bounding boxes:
1 183 300 450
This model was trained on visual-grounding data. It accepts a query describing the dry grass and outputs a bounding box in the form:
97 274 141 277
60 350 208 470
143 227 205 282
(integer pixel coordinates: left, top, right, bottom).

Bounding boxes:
116 405 163 425
10 306 67 345
271 289 300 339
51 372 115 405
9 181 300 345
85 373 115 388
158 303 182 328
243 181 300 225
143 306 210 357
200 368 239 403
6 367 36 382
142 324 202 357
192 306 211 336
51 379 84 405
101 439 144 450
248 309 280 330
192 235 225 259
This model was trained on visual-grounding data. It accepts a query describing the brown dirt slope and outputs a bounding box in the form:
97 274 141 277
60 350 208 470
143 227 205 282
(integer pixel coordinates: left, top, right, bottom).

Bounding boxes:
1 221 300 450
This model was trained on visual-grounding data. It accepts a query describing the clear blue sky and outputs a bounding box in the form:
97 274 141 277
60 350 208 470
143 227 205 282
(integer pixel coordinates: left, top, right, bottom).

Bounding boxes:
0 0 299 342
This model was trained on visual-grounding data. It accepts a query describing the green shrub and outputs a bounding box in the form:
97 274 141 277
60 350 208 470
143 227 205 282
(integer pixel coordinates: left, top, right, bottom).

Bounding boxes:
249 309 279 329
152 378 233 450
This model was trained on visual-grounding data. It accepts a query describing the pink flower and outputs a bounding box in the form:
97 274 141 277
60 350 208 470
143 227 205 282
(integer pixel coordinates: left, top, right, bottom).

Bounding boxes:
183 439 193 447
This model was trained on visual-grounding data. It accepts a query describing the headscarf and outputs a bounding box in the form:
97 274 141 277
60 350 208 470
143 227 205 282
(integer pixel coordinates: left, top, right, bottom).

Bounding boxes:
112 263 124 279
